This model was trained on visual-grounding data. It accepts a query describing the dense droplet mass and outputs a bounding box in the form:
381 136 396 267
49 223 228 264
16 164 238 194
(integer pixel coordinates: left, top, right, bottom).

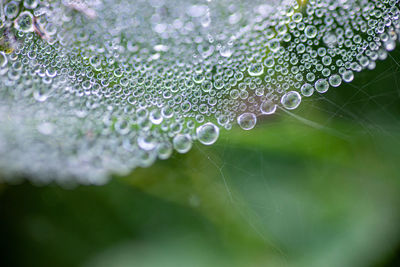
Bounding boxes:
0 0 399 184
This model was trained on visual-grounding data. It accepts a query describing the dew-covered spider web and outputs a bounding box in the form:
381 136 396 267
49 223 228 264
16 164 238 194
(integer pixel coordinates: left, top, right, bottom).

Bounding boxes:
0 0 399 184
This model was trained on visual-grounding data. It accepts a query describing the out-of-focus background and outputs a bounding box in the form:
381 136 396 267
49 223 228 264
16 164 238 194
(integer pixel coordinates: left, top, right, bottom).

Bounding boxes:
1 49 400 267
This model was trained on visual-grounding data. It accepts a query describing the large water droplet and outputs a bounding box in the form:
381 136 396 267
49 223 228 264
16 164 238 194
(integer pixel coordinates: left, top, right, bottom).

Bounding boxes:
260 100 277 115
237 113 256 130
173 134 192 154
15 12 34 33
157 142 173 160
196 122 219 145
301 83 314 97
315 79 329 93
342 70 354 83
281 91 301 110
329 74 342 87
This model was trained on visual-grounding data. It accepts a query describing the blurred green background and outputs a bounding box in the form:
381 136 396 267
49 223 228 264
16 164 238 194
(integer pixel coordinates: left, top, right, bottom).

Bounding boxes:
1 49 400 267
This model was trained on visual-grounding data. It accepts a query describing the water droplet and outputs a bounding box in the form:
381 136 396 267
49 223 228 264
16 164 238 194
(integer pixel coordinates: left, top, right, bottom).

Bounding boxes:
150 109 163 125
196 122 219 145
138 135 157 151
237 113 256 130
260 100 277 115
157 142 173 160
305 25 317 38
315 79 329 93
220 45 232 58
248 63 264 76
15 12 34 33
329 74 342 87
342 70 354 83
281 91 301 110
301 83 314 97
37 122 54 135
24 0 38 9
4 1 19 19
0 52 7 68
173 134 192 154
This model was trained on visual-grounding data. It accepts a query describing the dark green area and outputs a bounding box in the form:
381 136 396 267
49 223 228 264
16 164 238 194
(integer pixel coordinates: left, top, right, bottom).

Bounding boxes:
1 50 400 267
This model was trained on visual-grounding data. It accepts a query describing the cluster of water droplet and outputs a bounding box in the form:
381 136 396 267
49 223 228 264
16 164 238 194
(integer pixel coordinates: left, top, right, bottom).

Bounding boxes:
0 0 399 184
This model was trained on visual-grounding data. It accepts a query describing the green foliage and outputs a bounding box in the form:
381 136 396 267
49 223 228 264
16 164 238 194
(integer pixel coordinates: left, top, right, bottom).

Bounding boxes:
1 49 400 267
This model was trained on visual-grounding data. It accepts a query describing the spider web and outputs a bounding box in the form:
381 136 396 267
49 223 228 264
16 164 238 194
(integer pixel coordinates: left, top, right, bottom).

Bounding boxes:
183 47 400 264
